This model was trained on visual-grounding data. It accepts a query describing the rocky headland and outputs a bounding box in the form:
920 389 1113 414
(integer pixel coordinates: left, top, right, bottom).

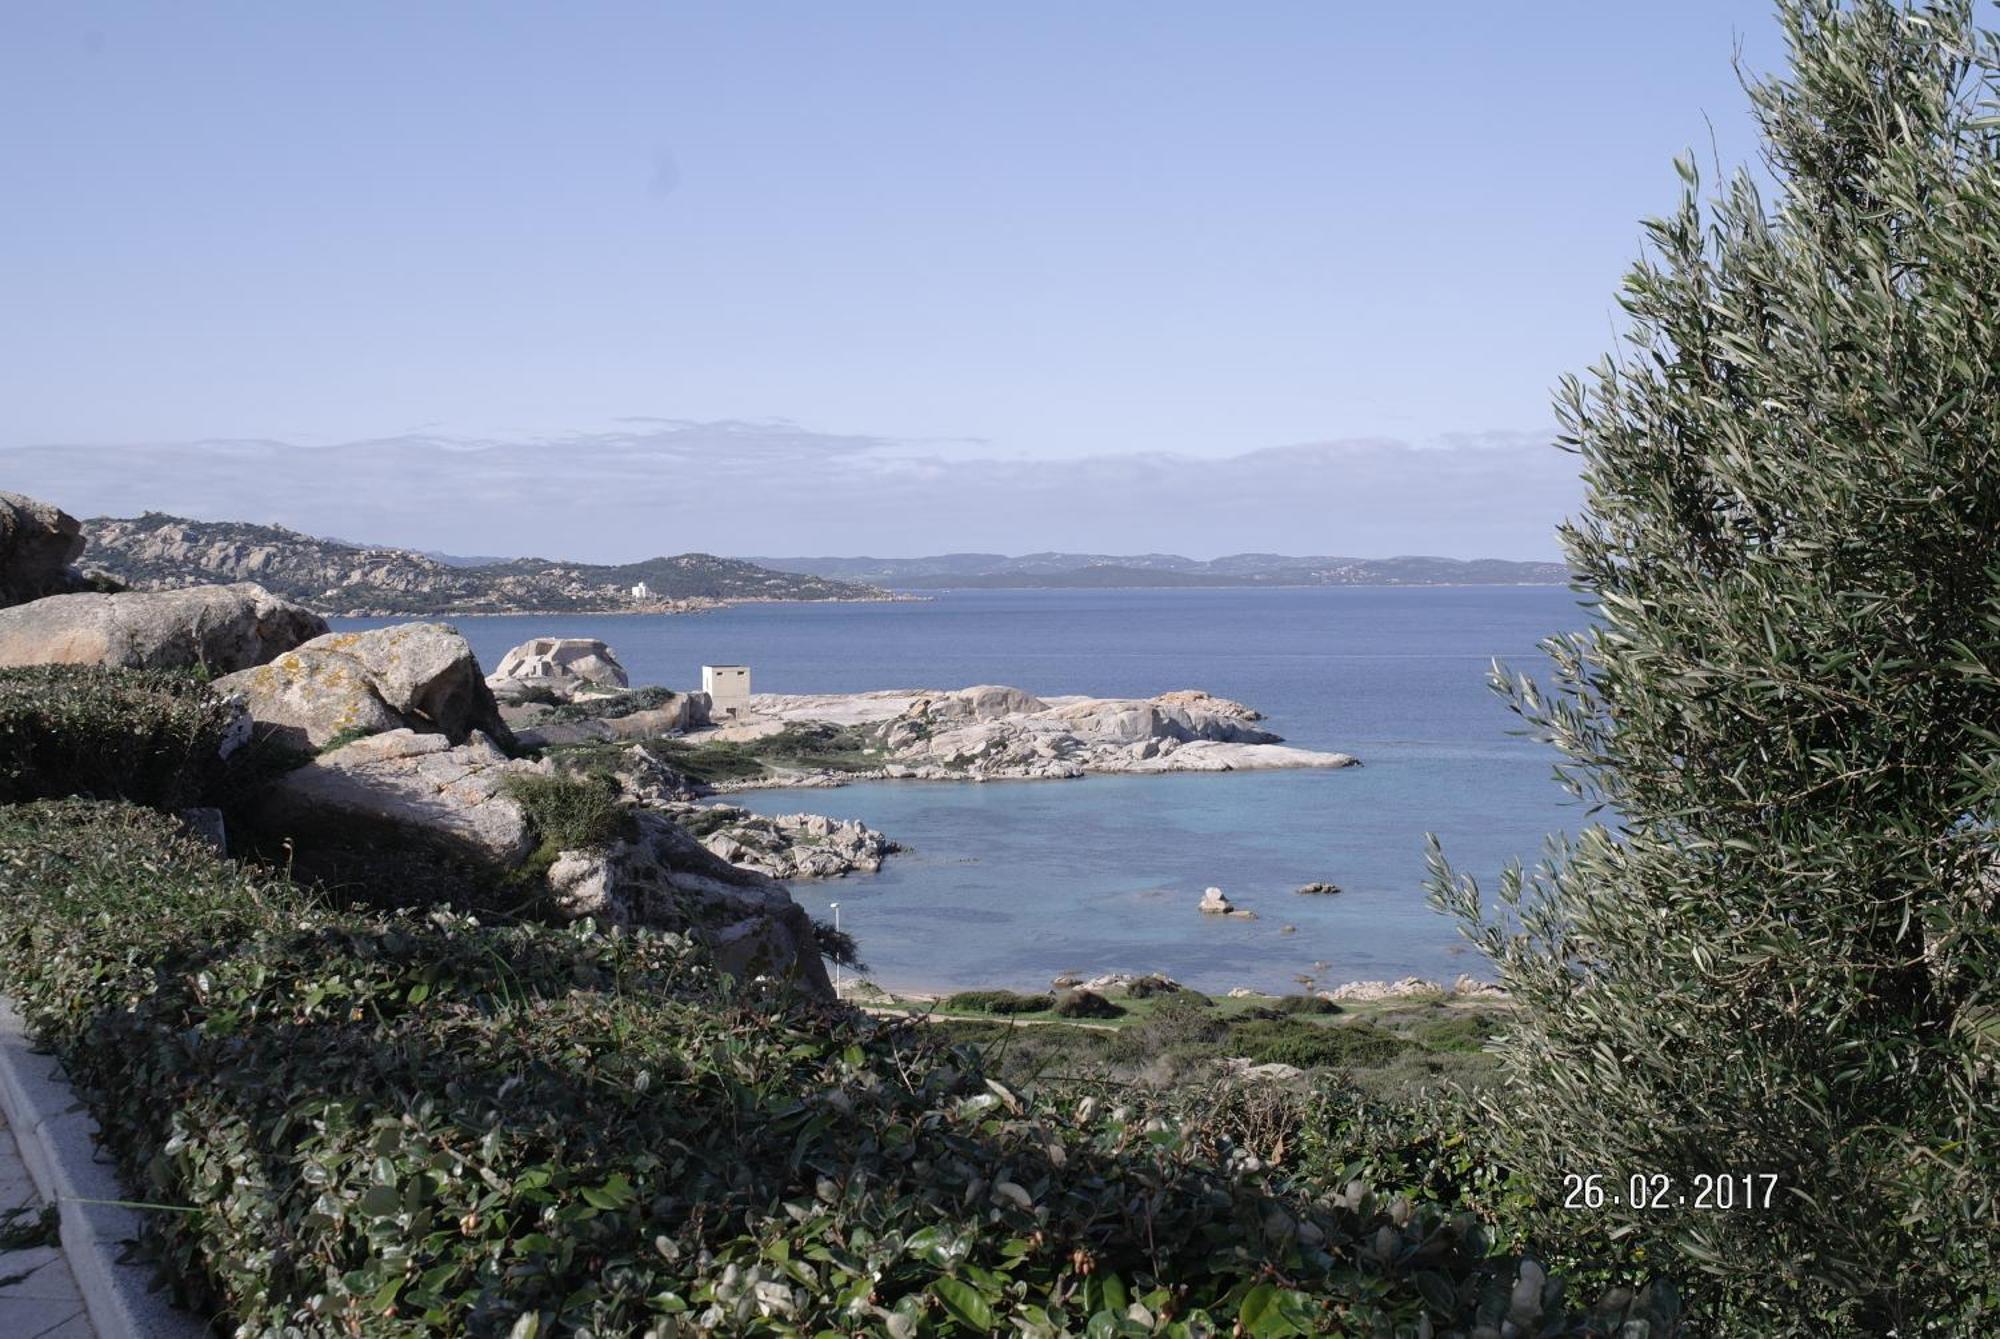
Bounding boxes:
688 684 1358 785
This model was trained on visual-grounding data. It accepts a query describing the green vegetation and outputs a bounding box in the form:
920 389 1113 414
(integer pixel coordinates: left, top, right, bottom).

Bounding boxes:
1250 993 1342 1017
502 771 631 852
645 722 885 784
1052 988 1125 1019
541 684 683 724
667 803 741 839
0 1205 58 1252
0 801 1686 1336
943 988 1057 1014
1429 2 2000 1331
0 664 238 808
1232 1019 1407 1071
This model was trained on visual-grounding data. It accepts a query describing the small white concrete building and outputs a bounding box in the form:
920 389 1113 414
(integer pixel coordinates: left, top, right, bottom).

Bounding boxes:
630 581 654 600
702 664 751 717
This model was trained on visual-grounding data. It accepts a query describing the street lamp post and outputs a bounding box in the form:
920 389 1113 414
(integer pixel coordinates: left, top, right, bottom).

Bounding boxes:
829 902 841 997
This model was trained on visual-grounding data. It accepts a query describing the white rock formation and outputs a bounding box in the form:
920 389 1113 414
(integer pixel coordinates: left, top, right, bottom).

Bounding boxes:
488 636 631 700
700 685 1356 784
1198 885 1257 920
672 802 899 880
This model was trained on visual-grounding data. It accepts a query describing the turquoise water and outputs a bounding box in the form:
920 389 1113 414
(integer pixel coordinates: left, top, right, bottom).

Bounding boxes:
339 586 1586 994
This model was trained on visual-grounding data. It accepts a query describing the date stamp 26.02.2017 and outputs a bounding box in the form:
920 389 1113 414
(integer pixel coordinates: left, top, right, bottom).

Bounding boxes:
1562 1172 1779 1211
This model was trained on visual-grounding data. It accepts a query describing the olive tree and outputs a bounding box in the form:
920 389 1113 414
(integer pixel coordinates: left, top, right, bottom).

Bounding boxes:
1429 2 2000 1331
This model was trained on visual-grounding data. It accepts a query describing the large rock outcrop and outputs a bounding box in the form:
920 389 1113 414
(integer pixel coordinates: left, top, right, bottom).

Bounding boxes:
250 731 832 995
548 811 832 993
252 727 536 865
487 636 630 701
708 685 1352 782
0 582 327 672
506 693 703 751
0 492 90 607
667 801 899 879
214 621 508 751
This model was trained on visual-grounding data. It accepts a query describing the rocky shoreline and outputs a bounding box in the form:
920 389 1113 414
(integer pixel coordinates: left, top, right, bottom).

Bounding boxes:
850 972 1507 1007
696 684 1359 786
486 647 1360 878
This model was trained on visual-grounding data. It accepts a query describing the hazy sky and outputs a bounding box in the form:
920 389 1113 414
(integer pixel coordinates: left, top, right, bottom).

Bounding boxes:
0 3 1786 560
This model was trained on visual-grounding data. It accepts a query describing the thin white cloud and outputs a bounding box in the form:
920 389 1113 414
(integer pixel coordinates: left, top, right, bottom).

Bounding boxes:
0 421 1582 561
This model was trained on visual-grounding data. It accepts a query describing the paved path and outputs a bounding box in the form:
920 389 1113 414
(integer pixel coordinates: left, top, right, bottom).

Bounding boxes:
0 1106 93 1338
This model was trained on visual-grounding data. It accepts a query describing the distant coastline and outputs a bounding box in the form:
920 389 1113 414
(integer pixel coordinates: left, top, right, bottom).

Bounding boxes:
751 551 1571 589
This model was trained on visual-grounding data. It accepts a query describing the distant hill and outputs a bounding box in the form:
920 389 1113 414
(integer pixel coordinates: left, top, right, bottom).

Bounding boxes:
82 514 890 616
750 552 1570 588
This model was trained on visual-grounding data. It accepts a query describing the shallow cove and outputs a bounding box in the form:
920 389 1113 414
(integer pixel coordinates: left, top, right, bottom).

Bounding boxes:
337 584 1585 995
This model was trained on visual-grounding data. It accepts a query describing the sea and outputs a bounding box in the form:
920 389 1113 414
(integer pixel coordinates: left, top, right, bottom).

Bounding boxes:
337 586 1589 996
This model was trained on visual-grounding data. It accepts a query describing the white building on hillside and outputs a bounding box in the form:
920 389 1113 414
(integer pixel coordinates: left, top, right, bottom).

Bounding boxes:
630 581 654 600
702 664 751 717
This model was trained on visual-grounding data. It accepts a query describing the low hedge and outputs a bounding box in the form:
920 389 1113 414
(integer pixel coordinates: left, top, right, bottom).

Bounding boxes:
0 664 237 808
0 802 1682 1336
944 989 1056 1015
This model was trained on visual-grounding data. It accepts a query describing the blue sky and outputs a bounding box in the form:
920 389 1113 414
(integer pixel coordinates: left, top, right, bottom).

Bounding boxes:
0 3 1786 559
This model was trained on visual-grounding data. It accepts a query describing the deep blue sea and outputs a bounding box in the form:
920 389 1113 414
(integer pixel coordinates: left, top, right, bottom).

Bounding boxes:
339 586 1587 995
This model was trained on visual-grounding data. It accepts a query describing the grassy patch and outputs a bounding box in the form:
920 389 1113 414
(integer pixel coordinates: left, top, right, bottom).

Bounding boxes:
502 771 633 851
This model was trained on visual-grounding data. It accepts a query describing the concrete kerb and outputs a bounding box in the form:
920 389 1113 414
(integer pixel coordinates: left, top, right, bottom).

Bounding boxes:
0 997 210 1339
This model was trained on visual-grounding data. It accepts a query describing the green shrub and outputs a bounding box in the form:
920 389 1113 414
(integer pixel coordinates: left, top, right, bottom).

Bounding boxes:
1299 1088 1528 1229
1053 988 1125 1019
811 916 866 970
1250 993 1342 1018
670 804 742 840
1108 991 1229 1069
0 665 237 808
1428 2 2000 1328
945 989 1056 1015
1344 1048 1505 1107
1407 1008 1503 1054
0 800 1679 1336
645 737 766 783
543 684 680 723
1231 1019 1408 1070
502 771 631 851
